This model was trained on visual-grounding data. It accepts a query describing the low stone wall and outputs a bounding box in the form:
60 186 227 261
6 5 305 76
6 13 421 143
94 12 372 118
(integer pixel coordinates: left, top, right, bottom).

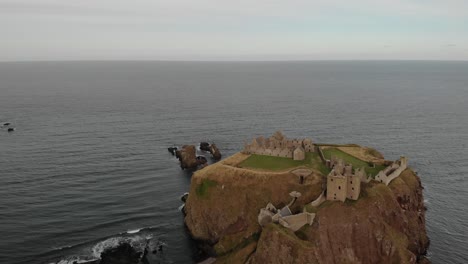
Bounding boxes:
279 212 315 232
375 159 407 186
310 191 326 207
316 146 326 164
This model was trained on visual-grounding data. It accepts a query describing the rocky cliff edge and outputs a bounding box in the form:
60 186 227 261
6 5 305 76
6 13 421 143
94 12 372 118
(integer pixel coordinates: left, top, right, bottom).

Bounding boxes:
184 150 429 264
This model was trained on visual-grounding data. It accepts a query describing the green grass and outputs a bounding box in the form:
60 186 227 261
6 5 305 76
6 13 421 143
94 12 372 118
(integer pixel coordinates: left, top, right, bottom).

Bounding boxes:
322 148 386 177
239 152 329 173
195 179 217 198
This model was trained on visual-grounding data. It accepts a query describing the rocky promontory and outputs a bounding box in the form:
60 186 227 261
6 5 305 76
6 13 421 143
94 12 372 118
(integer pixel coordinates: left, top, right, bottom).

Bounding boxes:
184 136 429 264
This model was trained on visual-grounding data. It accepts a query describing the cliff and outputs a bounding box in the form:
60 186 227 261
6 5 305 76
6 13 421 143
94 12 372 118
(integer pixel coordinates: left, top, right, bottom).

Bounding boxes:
184 149 429 264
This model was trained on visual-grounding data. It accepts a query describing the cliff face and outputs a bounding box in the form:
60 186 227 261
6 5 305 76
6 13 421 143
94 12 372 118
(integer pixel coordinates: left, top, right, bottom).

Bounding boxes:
252 169 429 264
184 152 429 264
184 153 324 255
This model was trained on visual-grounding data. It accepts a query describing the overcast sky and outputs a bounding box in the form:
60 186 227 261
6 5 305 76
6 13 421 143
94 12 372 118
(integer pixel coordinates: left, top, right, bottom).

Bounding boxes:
1 0 468 61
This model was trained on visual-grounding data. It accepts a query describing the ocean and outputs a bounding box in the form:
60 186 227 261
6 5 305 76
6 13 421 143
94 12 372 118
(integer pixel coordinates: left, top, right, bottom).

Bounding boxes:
0 61 467 264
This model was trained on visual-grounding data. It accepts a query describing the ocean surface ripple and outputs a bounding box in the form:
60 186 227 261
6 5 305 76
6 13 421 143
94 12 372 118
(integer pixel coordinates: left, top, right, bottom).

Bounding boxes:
0 61 467 264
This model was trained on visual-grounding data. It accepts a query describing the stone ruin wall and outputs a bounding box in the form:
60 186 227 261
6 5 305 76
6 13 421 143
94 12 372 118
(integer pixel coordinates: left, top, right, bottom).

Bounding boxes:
326 157 364 202
326 175 348 202
243 132 314 159
346 175 361 200
324 155 408 203
375 157 408 186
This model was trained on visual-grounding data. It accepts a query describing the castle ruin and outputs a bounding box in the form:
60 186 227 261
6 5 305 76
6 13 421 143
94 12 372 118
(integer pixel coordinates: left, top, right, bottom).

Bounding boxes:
325 157 364 202
375 156 408 185
324 156 408 202
243 131 314 161
258 191 315 232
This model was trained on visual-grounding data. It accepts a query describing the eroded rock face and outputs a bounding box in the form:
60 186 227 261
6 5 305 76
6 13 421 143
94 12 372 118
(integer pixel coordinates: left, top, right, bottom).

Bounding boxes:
184 153 429 264
251 171 429 263
209 144 222 160
184 153 324 255
176 145 198 169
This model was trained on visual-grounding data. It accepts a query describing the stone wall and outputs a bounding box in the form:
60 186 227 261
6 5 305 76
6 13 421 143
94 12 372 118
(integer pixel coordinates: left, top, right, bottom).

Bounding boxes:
326 158 364 202
346 175 361 200
326 175 348 202
375 157 408 186
317 146 326 163
243 131 314 160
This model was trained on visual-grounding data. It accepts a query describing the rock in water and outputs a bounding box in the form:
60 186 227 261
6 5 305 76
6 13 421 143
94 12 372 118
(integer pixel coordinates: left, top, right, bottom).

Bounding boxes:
209 144 221 160
180 192 189 203
200 142 211 151
196 156 208 165
99 243 141 264
176 145 198 169
167 147 178 156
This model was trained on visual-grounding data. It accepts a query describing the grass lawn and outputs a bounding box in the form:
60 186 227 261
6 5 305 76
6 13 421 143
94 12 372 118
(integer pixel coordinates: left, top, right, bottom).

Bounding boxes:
239 152 329 173
322 148 386 177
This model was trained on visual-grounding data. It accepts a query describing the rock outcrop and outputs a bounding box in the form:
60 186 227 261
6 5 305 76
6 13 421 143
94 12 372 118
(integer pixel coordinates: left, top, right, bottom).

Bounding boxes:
209 144 222 160
176 145 198 169
99 243 141 264
81 243 142 264
184 149 429 264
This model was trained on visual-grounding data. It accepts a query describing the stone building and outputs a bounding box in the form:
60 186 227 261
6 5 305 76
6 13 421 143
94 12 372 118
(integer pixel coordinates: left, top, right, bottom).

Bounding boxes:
243 131 315 161
293 146 305 161
325 156 409 202
325 157 362 202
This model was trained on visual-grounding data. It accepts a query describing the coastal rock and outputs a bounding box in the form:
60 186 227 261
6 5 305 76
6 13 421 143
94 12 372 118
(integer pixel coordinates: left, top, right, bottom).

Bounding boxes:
184 149 429 263
176 145 198 169
99 243 141 264
168 147 178 156
200 142 211 152
209 144 221 160
197 156 208 165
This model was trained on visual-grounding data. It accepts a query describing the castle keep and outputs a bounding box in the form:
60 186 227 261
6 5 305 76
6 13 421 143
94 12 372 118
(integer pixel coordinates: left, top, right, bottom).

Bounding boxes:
324 156 408 202
325 157 365 202
243 131 314 161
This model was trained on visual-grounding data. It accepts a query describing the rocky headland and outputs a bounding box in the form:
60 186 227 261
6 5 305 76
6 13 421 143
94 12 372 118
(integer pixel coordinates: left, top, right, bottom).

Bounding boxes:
184 133 429 264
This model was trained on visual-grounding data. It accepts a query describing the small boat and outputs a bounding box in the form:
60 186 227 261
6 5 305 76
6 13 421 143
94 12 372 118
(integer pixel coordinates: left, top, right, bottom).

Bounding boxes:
7 128 15 132
3 123 10 126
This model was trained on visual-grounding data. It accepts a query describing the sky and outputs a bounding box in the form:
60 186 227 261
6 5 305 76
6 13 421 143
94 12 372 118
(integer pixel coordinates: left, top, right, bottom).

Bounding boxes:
1 0 468 61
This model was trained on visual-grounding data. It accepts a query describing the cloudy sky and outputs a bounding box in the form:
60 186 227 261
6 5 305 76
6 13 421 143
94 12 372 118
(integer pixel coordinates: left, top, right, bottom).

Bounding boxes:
1 0 468 61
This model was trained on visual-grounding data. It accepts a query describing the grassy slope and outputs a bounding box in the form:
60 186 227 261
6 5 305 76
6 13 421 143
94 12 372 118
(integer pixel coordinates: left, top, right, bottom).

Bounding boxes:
322 148 386 177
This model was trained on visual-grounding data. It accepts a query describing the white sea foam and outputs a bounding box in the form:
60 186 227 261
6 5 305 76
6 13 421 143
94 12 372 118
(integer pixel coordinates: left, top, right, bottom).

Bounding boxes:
127 228 141 234
90 234 153 258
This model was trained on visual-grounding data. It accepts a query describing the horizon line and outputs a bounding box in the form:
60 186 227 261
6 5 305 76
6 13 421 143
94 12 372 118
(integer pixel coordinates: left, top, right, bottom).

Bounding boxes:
1 59 468 63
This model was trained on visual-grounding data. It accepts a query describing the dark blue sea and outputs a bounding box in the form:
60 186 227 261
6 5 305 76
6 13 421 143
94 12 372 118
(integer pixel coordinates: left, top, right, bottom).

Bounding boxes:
0 61 467 264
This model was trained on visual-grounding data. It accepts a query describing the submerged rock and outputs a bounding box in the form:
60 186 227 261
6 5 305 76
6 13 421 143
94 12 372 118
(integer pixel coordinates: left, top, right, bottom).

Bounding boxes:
196 156 208 165
168 147 178 156
99 243 141 264
200 142 211 152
